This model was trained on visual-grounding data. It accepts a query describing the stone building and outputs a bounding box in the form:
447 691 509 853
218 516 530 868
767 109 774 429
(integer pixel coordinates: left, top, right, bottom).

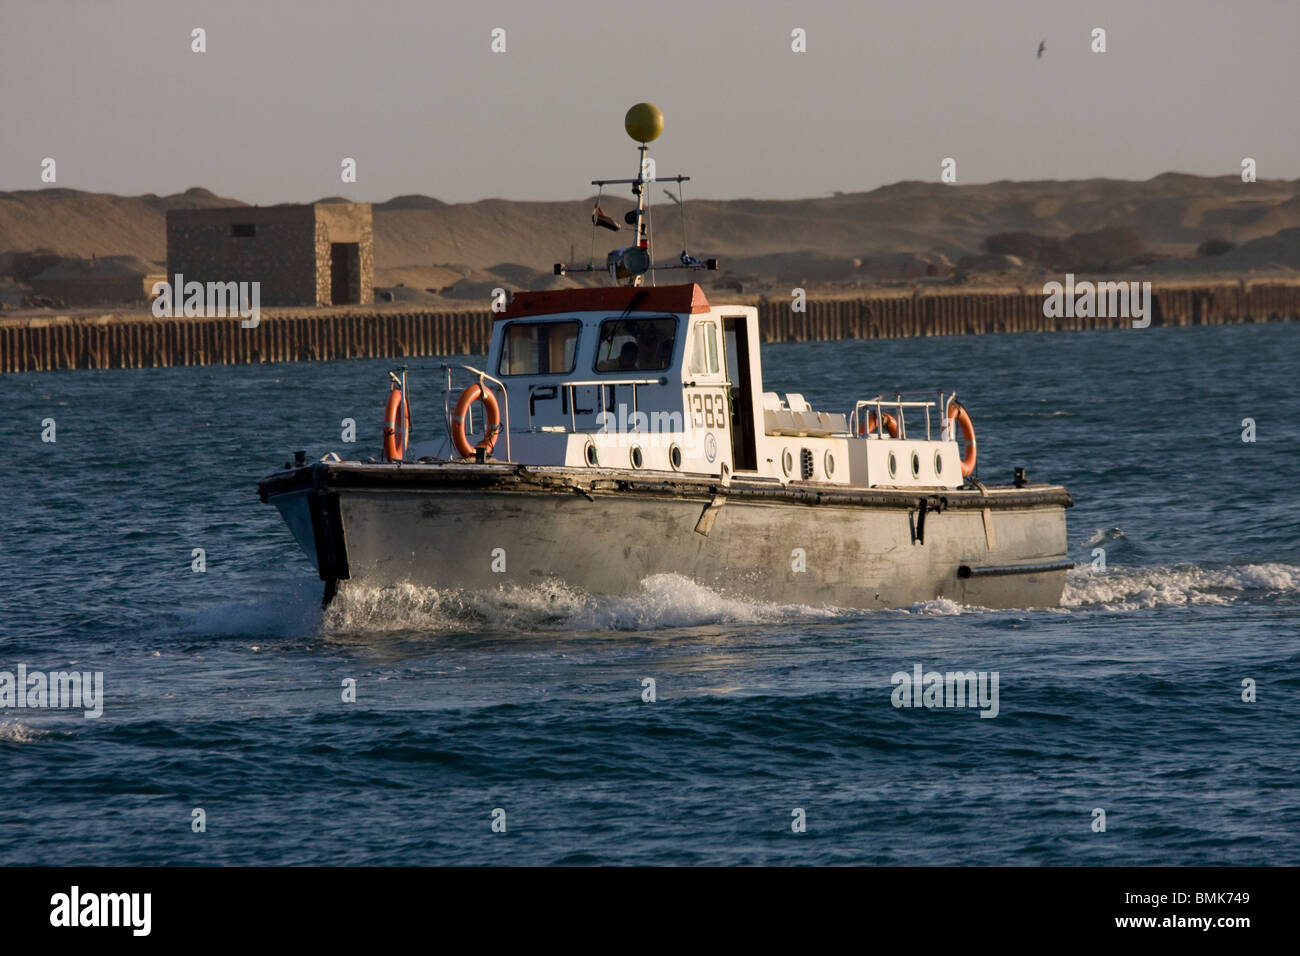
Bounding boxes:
166 202 373 307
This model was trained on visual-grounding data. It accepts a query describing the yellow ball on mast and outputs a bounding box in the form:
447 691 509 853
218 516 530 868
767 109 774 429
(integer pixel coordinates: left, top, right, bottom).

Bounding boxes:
624 103 664 143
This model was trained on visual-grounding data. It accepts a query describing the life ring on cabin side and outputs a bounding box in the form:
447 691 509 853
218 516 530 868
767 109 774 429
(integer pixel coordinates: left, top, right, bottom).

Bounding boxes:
451 383 501 459
859 410 899 438
947 401 977 476
382 387 410 461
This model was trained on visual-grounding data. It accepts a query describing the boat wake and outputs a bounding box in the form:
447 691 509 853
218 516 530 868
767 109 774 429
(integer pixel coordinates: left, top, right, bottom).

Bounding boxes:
315 562 1300 634
890 597 971 616
178 562 1300 641
322 573 846 635
1062 561 1300 610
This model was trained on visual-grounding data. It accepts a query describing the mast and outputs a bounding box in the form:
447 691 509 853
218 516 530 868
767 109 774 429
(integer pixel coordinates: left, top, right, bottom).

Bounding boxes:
553 103 718 287
625 104 661 287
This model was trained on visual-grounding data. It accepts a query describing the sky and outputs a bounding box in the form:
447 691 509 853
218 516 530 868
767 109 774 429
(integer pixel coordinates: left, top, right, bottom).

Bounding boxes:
1 0 1298 204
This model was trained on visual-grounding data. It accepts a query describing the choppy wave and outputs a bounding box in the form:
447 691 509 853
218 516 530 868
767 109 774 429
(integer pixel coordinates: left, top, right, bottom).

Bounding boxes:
1063 562 1300 610
0 721 49 744
1082 526 1129 549
323 573 845 635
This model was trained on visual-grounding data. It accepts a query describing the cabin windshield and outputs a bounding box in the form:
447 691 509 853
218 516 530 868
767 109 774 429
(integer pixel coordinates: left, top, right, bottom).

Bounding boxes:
593 317 676 372
498 320 580 376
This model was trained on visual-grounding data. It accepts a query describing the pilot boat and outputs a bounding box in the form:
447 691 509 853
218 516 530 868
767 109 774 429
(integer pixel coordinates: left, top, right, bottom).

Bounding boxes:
258 104 1073 611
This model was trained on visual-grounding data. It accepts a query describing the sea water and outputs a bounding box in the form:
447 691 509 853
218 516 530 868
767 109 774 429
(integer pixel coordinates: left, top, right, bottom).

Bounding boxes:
1 321 1296 864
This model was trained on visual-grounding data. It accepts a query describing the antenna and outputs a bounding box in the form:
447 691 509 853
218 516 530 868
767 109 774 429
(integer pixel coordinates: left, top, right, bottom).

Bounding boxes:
553 104 718 285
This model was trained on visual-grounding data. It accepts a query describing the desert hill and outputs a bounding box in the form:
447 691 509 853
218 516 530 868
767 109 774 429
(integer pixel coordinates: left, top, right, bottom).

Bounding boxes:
2 174 1298 303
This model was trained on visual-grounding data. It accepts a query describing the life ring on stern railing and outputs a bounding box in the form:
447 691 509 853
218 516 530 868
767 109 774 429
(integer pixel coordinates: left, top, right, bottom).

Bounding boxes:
947 401 977 476
858 410 899 438
382 387 410 461
451 383 501 459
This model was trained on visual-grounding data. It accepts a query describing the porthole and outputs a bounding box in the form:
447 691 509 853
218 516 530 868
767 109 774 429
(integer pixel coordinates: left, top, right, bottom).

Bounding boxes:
887 452 897 478
584 441 599 467
630 445 644 469
934 450 944 477
782 449 794 476
669 444 683 470
911 452 921 478
824 451 835 477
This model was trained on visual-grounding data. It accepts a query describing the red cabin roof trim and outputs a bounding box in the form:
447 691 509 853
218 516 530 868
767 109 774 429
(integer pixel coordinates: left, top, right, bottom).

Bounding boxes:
498 283 711 320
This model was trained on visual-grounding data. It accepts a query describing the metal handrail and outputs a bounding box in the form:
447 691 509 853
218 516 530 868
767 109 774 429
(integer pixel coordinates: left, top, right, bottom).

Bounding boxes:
441 364 511 461
849 391 956 442
530 376 667 432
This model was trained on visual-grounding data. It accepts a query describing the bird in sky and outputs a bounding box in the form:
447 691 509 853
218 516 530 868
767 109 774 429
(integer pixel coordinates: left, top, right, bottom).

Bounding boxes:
1037 39 1046 58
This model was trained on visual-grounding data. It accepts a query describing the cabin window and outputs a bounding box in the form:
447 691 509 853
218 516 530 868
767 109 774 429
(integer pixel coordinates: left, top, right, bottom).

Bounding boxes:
593 317 676 373
687 321 720 375
498 321 580 376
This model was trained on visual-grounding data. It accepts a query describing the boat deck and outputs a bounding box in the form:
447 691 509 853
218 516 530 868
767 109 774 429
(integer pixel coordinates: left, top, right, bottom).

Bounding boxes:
259 459 1073 513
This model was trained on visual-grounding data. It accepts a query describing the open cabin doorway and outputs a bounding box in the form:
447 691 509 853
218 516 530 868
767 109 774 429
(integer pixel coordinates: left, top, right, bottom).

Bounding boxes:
330 243 359 305
723 316 758 471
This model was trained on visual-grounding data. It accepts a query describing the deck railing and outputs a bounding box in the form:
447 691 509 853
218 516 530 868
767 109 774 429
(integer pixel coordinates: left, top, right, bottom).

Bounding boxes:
849 392 955 441
438 364 512 461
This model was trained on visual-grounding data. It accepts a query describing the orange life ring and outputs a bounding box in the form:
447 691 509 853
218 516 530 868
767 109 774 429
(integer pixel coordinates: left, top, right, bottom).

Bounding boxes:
947 402 977 476
451 383 501 458
382 387 410 461
859 410 899 438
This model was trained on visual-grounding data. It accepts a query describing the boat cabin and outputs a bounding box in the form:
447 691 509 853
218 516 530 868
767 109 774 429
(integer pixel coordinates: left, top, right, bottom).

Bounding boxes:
408 283 968 491
401 103 972 490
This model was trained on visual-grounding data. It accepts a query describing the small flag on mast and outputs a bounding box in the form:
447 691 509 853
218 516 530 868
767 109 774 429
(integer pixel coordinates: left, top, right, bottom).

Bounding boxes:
592 205 620 231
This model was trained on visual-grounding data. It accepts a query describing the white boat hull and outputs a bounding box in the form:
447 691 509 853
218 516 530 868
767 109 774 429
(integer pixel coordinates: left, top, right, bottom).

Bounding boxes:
259 462 1073 610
